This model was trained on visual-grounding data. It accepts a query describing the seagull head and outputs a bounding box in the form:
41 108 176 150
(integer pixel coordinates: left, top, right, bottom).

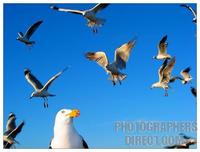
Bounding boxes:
55 109 80 125
151 82 161 89
8 112 16 120
30 92 37 99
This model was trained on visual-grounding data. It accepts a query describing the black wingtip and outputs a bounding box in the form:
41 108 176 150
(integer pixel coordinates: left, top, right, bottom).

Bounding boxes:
50 5 59 10
24 68 30 75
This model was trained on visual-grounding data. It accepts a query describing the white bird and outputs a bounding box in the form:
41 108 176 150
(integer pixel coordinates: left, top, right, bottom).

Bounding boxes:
180 4 197 23
85 38 136 85
17 20 43 46
170 67 192 84
153 35 171 60
24 67 68 108
50 3 109 33
49 109 88 149
151 57 176 96
3 113 25 149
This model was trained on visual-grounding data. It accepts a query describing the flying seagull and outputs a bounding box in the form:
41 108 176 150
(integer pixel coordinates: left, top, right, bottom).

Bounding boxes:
151 57 176 96
24 67 68 108
180 4 197 23
153 35 171 60
170 67 192 84
50 3 109 33
3 113 25 149
85 38 136 85
49 108 88 149
165 133 196 149
17 20 43 46
190 87 197 97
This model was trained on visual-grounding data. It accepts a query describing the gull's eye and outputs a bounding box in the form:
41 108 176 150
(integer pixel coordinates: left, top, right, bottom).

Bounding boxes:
61 110 65 114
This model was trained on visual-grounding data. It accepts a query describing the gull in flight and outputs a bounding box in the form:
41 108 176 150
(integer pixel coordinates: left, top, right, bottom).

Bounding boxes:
3 113 25 149
165 133 197 149
151 57 176 96
180 4 197 23
50 3 109 33
17 20 43 46
49 108 88 149
24 67 68 108
170 67 192 84
190 87 196 97
85 38 136 85
153 35 171 60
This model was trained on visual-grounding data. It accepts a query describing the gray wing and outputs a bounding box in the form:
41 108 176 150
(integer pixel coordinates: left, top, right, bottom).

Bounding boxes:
42 67 68 91
89 3 110 13
115 39 136 70
180 4 197 18
158 35 168 55
24 69 43 91
161 57 176 83
181 67 191 79
85 51 109 72
24 20 43 40
158 59 168 82
50 5 84 15
169 76 183 83
8 122 25 139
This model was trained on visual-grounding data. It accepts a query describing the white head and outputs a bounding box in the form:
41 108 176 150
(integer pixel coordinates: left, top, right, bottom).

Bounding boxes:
55 109 80 125
151 82 162 89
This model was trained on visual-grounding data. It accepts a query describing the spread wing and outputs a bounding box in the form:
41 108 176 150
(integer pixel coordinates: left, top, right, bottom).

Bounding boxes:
158 35 168 55
114 39 136 69
89 3 110 14
24 20 43 40
180 4 197 18
8 122 25 139
161 57 176 83
181 67 191 79
24 69 43 91
42 67 68 91
158 59 168 82
85 51 109 72
50 5 84 15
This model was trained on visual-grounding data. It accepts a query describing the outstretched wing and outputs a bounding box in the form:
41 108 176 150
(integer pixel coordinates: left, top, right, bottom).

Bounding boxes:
24 69 43 91
85 51 109 72
115 39 136 69
181 67 191 79
42 67 68 91
24 20 43 40
50 5 84 15
89 3 110 14
161 57 176 83
180 4 197 18
169 76 183 83
158 35 168 55
8 122 25 139
158 59 168 82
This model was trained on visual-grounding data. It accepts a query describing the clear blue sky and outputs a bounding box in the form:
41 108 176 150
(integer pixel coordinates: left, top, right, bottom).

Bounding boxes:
4 3 196 148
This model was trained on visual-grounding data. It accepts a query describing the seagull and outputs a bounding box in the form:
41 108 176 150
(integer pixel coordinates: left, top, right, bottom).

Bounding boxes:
50 3 109 33
190 87 197 97
17 20 43 46
85 38 136 85
3 113 25 149
170 67 192 84
180 4 197 23
24 67 68 108
151 57 176 96
153 35 171 60
49 109 88 149
165 133 196 149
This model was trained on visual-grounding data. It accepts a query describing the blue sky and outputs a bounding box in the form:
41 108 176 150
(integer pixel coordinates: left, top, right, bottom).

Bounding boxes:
4 3 196 148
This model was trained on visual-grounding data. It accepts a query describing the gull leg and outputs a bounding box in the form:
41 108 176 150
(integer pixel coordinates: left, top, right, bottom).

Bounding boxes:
164 90 168 97
118 76 122 85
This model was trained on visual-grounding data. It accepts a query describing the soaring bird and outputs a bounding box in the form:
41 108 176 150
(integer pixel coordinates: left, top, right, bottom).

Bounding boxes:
3 113 25 149
24 67 68 108
17 20 43 46
165 133 196 149
170 67 192 84
190 87 197 97
49 109 88 149
153 35 171 60
85 38 136 85
50 3 109 33
180 4 197 23
151 57 176 96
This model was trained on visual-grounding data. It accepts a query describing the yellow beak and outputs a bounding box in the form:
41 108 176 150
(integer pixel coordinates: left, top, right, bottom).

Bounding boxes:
67 109 80 118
